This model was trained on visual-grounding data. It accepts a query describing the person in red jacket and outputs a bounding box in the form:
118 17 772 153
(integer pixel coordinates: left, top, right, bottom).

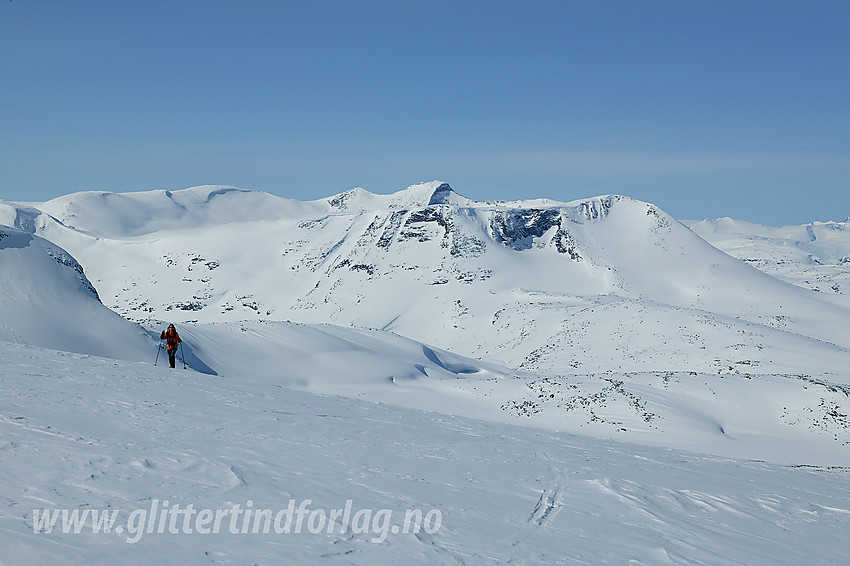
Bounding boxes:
160 324 182 368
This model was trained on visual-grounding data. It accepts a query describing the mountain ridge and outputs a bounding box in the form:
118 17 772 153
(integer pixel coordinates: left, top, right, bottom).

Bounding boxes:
2 183 849 463
3 182 847 371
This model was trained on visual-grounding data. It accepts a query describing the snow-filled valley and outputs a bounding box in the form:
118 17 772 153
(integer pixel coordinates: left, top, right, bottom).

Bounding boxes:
1 182 849 564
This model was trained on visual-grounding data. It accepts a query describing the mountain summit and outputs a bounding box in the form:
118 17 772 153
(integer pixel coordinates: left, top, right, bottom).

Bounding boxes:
324 181 472 211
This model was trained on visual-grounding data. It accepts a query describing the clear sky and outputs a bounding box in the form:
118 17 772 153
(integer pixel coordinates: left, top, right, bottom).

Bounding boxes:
2 0 848 225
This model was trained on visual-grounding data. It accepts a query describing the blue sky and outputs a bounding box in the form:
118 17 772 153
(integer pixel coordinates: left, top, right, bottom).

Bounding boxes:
2 0 848 225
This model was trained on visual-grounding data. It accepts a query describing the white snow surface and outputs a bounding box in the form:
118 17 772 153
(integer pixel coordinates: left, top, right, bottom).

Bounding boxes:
686 216 850 302
0 226 152 360
2 342 849 565
2 182 850 563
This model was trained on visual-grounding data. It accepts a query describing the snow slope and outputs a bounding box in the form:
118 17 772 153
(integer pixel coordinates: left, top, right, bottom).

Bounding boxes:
172 320 850 466
687 217 850 303
0 225 152 361
2 341 849 565
27 186 329 239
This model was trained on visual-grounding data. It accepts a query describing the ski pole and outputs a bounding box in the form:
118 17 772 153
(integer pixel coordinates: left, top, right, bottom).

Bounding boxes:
154 340 163 366
179 341 187 369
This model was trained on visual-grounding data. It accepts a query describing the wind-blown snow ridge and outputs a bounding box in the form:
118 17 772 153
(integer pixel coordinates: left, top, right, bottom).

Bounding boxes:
0 225 153 360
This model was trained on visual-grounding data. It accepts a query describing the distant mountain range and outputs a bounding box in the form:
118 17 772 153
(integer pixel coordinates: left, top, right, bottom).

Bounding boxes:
2 182 849 463
3 182 847 374
686 216 850 296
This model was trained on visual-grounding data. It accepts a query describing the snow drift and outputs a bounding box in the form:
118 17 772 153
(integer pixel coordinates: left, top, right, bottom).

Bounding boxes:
0 225 152 360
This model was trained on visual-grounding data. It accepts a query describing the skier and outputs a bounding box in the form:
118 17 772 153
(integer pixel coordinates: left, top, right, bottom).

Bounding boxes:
160 324 182 368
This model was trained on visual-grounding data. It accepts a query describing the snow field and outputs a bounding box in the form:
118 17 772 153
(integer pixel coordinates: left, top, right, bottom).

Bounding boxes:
2 342 849 565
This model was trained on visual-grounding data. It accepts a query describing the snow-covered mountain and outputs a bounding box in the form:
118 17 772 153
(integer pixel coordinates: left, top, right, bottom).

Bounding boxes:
3 182 849 563
0 203 517 410
686 216 850 299
4 182 848 374
2 182 848 464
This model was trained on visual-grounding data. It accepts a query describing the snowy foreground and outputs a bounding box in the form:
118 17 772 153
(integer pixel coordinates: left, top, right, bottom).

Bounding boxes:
2 342 849 565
